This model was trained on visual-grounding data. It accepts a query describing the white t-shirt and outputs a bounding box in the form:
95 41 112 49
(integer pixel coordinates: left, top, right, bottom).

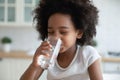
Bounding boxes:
47 45 101 80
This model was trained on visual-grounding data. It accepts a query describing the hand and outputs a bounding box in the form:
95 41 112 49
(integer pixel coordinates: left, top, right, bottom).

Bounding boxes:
32 41 52 67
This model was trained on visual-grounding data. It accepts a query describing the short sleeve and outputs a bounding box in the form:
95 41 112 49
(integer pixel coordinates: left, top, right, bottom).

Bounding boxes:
83 46 101 67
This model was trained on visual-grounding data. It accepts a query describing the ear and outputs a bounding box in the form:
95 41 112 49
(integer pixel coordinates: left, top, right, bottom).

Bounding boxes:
77 30 83 39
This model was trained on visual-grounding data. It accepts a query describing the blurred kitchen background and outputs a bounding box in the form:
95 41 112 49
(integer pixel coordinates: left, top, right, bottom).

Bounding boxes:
0 0 120 80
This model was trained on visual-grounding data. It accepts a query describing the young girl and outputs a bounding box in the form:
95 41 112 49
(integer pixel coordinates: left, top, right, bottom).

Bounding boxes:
20 0 103 80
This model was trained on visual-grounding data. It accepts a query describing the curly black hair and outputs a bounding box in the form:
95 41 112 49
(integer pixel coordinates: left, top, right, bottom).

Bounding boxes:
33 0 98 46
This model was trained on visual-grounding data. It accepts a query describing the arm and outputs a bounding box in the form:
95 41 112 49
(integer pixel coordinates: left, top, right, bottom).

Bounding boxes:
20 62 44 80
20 41 52 80
88 59 103 80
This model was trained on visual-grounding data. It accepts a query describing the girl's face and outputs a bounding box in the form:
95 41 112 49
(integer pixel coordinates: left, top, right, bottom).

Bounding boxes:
48 13 83 53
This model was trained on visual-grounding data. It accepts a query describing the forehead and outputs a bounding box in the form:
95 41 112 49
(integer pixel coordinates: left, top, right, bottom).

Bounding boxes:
48 13 75 30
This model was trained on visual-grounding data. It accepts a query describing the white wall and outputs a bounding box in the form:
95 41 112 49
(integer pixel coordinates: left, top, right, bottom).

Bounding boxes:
0 27 40 52
93 0 120 55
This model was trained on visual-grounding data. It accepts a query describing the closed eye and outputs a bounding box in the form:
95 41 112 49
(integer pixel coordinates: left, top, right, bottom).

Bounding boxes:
60 31 68 35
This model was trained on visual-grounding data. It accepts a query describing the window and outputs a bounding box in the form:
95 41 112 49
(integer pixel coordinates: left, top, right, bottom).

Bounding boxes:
0 0 5 21
0 0 16 22
0 0 39 26
24 0 33 22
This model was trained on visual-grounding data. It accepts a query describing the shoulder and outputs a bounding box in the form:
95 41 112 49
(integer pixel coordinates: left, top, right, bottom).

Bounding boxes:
79 45 98 56
78 45 101 67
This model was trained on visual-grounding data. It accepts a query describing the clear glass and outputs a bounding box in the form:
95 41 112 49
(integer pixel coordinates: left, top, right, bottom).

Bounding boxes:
38 37 62 69
0 7 4 21
24 7 32 22
7 7 15 21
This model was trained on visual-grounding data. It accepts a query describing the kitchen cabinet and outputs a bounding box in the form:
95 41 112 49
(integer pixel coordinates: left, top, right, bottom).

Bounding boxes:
0 58 32 80
0 58 47 80
0 50 47 80
0 0 39 27
0 0 15 22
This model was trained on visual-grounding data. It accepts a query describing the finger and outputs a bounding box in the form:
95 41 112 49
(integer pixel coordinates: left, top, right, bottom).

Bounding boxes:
41 45 52 51
41 41 52 49
41 41 50 46
35 41 52 56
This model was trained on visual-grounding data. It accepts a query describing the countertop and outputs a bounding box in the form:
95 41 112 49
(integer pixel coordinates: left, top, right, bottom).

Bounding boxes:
102 57 120 62
0 51 120 62
0 51 33 59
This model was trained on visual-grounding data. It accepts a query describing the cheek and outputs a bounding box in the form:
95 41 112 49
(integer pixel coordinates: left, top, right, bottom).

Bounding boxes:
61 37 76 47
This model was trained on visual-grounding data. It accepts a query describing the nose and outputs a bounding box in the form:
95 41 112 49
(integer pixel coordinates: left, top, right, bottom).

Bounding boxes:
48 32 60 41
48 35 59 41
48 35 60 46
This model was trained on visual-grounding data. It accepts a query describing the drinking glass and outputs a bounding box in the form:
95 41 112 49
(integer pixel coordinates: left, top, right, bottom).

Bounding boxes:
38 36 62 69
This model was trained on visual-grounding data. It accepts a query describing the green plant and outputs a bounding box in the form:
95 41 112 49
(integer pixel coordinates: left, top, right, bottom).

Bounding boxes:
1 37 12 44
